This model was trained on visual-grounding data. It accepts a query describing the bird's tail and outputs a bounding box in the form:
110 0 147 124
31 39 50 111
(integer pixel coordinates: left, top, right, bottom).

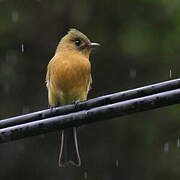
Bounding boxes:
58 127 81 167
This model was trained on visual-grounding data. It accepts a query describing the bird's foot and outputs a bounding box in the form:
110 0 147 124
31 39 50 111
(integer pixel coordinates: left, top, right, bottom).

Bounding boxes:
73 100 80 111
49 105 56 113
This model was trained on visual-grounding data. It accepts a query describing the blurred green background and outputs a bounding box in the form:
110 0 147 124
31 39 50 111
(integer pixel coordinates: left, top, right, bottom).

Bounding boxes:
1 0 180 179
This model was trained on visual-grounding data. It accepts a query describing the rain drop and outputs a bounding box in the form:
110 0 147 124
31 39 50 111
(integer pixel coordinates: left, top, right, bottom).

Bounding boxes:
169 69 172 79
129 68 136 79
21 43 24 53
177 137 180 148
84 171 88 179
164 142 169 152
11 11 19 23
115 159 119 168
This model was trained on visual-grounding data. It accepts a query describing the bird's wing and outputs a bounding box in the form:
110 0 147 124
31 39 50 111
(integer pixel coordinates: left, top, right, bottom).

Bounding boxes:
45 64 50 89
87 74 92 93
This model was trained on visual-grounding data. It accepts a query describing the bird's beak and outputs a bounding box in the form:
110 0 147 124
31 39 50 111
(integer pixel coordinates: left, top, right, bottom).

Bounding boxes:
88 42 100 48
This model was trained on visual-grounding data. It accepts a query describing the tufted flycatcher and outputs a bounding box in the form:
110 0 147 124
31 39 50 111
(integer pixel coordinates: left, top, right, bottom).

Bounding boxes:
46 28 100 167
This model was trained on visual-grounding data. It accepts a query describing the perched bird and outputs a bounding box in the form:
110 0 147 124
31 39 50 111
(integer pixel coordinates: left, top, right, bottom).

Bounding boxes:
46 28 100 167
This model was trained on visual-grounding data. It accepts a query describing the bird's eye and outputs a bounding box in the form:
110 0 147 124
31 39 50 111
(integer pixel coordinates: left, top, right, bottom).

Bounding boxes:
74 39 81 46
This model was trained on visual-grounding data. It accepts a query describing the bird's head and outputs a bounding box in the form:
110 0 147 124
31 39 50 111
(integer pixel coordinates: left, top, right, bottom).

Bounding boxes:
56 28 100 57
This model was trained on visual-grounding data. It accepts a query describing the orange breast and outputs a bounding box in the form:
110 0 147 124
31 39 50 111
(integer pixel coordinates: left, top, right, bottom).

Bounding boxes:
47 51 91 104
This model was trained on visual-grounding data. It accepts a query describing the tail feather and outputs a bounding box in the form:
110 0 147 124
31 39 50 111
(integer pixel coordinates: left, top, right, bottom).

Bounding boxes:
58 127 81 167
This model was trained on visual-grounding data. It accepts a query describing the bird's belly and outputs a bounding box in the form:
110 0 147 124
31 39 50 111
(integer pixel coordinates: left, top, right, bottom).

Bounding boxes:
54 61 90 104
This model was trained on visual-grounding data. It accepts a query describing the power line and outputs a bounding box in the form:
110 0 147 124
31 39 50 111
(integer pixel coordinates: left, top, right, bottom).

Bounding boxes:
1 78 180 129
0 88 180 144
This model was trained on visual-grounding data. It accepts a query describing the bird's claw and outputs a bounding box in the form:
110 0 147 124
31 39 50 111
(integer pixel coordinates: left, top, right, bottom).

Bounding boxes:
49 105 56 113
73 100 80 110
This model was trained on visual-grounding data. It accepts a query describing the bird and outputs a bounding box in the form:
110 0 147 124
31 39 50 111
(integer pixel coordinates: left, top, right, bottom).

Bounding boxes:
46 28 100 167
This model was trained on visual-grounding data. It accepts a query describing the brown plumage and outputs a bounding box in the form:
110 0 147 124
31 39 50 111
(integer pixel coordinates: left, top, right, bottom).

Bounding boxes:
46 28 99 167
